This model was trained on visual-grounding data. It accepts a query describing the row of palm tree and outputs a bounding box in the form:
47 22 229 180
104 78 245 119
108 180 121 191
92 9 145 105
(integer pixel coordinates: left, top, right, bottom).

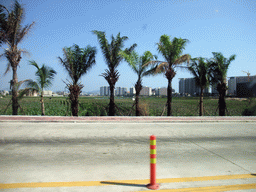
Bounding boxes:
0 0 237 117
187 54 236 116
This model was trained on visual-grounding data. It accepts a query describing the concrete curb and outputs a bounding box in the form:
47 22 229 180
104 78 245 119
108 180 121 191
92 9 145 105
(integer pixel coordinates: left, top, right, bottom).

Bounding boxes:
1 115 256 123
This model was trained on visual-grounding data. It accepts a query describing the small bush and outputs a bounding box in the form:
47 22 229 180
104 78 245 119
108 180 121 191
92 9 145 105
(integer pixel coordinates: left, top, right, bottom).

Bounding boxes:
242 104 256 116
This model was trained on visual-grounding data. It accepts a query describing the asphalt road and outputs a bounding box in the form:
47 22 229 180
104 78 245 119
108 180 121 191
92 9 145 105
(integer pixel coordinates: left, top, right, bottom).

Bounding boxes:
0 121 256 191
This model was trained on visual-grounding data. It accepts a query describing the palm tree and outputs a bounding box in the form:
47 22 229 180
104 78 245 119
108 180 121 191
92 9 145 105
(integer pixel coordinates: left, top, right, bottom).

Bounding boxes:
92 30 137 116
209 52 236 116
119 50 157 116
26 61 57 116
58 44 96 116
3 79 32 114
147 34 190 116
187 57 211 116
0 0 35 115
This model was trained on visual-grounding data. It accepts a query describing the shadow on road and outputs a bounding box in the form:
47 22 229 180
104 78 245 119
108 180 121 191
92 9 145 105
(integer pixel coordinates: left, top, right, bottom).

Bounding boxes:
100 181 147 187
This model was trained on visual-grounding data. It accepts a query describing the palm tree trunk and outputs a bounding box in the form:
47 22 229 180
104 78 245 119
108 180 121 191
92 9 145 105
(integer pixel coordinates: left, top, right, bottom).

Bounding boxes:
135 92 140 116
71 95 79 116
41 93 45 116
69 84 81 116
199 87 204 116
167 78 172 116
135 79 142 116
109 84 115 116
12 66 19 115
218 82 226 116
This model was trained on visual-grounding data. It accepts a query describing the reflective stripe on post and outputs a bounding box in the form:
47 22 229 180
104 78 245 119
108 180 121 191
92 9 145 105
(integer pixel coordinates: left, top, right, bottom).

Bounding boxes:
147 135 160 190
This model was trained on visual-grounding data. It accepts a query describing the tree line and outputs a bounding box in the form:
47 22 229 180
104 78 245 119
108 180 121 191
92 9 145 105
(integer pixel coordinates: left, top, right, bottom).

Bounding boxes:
0 0 236 117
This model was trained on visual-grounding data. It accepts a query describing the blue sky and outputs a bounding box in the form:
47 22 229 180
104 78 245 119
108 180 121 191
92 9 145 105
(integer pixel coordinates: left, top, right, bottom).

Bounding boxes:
0 0 256 93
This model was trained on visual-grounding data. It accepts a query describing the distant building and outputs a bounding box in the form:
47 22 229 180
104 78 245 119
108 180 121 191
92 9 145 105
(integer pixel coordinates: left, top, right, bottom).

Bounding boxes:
179 78 209 95
228 76 256 97
159 87 167 96
228 77 237 96
42 90 52 96
236 82 256 97
154 87 160 96
140 87 152 96
0 90 9 96
26 89 38 96
100 86 110 96
130 87 136 96
115 87 127 96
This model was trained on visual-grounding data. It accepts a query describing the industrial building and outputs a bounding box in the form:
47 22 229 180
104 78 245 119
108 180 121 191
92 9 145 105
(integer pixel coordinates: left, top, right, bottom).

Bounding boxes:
228 76 256 97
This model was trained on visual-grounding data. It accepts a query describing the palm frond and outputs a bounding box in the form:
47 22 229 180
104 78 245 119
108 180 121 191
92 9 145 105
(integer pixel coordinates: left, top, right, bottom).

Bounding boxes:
26 79 40 91
16 22 35 44
155 62 168 73
92 30 111 67
143 60 163 67
80 45 97 78
29 61 56 90
157 34 171 63
17 88 29 100
173 54 191 65
100 69 120 86
142 65 158 77
29 60 40 70
119 50 140 74
4 62 11 75
59 44 96 85
211 52 236 83
187 57 210 88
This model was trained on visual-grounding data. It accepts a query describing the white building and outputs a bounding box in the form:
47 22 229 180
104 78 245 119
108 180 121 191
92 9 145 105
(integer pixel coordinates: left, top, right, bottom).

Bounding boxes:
0 90 9 96
140 87 152 96
159 87 167 96
100 86 110 96
115 87 127 96
154 87 160 96
130 87 136 96
121 87 127 95
42 90 52 96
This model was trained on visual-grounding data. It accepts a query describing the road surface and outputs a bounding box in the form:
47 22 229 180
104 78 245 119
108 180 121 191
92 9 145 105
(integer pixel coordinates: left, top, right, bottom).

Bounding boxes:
0 117 256 191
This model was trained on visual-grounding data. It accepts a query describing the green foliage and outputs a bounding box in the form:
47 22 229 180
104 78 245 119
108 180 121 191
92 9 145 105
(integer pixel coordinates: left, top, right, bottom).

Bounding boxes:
242 105 256 116
0 96 252 116
156 34 190 68
242 98 256 116
28 61 57 91
188 57 211 89
209 52 236 84
58 44 97 85
58 44 97 116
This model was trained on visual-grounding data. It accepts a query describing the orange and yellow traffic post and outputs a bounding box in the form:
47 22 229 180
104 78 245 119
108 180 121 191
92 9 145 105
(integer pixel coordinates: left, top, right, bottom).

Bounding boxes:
147 135 160 190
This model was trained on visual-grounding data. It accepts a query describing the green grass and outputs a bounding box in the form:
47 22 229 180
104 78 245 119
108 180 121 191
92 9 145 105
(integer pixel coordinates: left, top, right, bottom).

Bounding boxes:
0 95 255 116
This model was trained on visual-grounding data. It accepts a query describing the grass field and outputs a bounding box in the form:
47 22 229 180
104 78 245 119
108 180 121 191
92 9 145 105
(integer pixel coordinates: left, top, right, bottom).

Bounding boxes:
0 95 255 116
